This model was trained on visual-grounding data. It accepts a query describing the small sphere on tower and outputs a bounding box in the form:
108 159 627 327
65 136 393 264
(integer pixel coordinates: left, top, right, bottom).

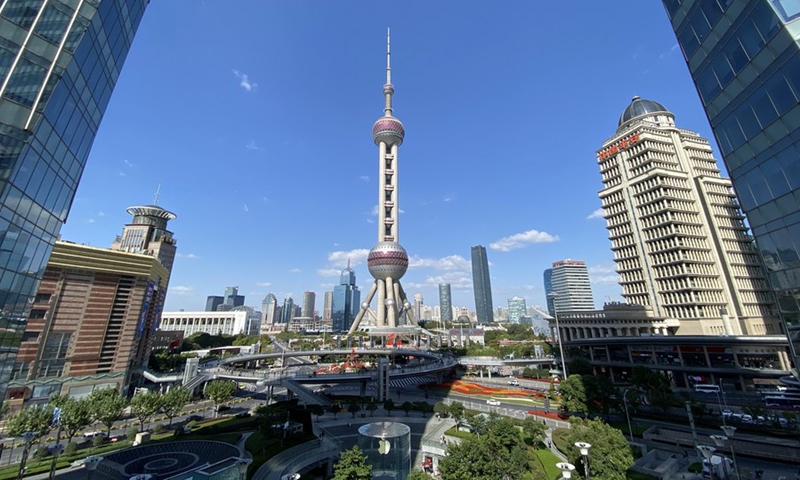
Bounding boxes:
368 242 409 280
373 116 405 146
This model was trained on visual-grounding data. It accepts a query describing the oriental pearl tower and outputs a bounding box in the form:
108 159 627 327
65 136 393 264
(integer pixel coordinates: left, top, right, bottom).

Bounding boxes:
347 31 416 335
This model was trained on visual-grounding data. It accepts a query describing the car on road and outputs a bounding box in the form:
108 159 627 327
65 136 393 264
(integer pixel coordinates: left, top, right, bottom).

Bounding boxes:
187 415 204 422
487 399 501 406
507 379 520 386
235 412 252 418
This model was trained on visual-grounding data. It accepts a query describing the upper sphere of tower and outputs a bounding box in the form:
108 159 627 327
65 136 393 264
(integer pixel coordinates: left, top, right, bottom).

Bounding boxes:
367 241 409 280
618 96 673 127
373 116 405 146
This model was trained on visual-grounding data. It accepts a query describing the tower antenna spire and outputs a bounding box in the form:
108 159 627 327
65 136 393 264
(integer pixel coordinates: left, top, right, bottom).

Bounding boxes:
383 28 394 117
153 182 162 205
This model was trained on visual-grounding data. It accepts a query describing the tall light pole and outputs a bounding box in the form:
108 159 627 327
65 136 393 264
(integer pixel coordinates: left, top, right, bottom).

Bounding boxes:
623 388 635 442
548 292 568 379
16 431 36 480
557 462 576 480
697 445 716 480
48 443 64 480
721 425 740 479
710 435 731 479
84 456 103 480
574 442 591 479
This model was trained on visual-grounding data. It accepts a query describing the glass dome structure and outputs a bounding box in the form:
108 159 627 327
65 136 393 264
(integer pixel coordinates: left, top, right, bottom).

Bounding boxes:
357 422 411 480
618 96 672 126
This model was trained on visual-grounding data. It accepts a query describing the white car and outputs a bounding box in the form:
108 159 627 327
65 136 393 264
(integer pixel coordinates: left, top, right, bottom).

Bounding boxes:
507 379 520 386
487 399 501 406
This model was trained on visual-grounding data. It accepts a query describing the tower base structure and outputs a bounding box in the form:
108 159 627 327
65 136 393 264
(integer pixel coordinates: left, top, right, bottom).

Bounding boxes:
347 278 417 335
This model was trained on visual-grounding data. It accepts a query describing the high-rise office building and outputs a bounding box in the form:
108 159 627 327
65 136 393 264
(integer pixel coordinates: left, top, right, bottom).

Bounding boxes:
439 283 453 324
348 32 416 333
547 260 595 313
414 294 423 323
206 296 223 312
471 245 494 324
0 0 150 407
661 0 800 371
302 291 316 319
543 268 556 316
261 293 278 332
281 297 295 325
333 265 360 332
224 286 245 309
596 96 780 335
508 296 527 324
323 291 333 321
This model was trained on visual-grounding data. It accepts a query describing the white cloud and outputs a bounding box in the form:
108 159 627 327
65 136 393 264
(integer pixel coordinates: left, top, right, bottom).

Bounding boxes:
243 203 249 212
177 253 199 259
170 285 194 296
290 268 302 273
443 195 454 203
489 229 559 251
256 281 272 287
406 271 473 290
589 263 619 285
359 175 370 182
327 249 370 267
123 159 134 168
317 268 342 277
87 218 95 224
245 140 262 151
409 254 470 271
233 70 258 92
371 205 379 216
586 208 604 220
119 172 126 177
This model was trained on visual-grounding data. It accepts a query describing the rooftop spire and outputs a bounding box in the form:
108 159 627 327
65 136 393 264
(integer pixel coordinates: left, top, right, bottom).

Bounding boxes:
383 28 394 117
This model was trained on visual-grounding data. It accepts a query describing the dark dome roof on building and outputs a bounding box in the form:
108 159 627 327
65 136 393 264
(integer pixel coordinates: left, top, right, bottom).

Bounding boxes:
618 96 672 126
457 315 470 322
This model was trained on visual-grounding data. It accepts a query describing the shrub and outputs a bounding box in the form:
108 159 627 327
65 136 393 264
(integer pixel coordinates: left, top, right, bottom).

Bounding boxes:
153 424 165 434
64 442 78 456
33 447 51 460
126 428 139 441
92 435 107 447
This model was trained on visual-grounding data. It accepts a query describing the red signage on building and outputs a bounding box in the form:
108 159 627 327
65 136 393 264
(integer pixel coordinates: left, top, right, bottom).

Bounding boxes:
597 132 640 160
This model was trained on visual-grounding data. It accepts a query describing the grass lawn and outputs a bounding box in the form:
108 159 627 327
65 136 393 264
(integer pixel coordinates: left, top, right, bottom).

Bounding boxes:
533 448 562 479
245 431 315 477
443 427 475 440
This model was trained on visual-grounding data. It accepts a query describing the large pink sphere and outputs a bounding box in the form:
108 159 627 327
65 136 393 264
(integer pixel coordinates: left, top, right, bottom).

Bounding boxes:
372 117 405 146
368 242 409 280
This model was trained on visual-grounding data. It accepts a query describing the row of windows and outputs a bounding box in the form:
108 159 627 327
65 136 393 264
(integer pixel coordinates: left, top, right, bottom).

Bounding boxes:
735 141 800 211
675 0 736 60
716 55 800 156
694 2 781 104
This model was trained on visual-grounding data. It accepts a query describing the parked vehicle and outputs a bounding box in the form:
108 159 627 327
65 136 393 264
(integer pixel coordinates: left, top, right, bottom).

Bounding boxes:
507 379 520 386
487 399 501 406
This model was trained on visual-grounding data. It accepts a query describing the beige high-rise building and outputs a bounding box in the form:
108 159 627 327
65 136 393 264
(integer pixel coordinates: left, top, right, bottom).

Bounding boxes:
597 96 780 336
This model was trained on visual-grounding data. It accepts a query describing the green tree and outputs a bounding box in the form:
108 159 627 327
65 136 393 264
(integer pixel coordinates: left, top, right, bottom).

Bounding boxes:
383 399 395 415
447 402 466 430
332 445 372 480
522 416 547 446
402 401 414 417
565 417 634 480
559 374 588 415
440 417 527 480
57 398 92 442
87 388 127 437
583 374 616 418
330 403 342 419
130 390 163 432
160 387 191 426
406 471 431 480
313 406 326 419
366 402 378 417
568 357 593 375
205 380 236 417
348 403 361 418
6 404 54 441
433 401 449 417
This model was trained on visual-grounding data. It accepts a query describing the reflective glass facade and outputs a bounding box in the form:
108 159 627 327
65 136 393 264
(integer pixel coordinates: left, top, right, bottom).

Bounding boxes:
471 245 494 324
438 283 452 323
663 0 800 370
357 422 411 480
332 267 360 332
0 0 149 405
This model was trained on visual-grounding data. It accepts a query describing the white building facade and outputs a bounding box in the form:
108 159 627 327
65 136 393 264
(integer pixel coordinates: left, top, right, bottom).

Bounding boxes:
549 260 595 312
160 310 255 337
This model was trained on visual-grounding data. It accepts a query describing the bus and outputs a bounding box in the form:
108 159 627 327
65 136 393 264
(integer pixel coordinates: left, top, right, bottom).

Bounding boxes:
694 384 720 394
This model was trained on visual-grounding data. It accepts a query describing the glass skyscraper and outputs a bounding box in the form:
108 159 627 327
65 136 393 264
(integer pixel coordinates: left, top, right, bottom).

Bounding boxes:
507 296 527 324
663 0 800 371
332 265 360 332
471 245 494 324
0 0 149 406
543 268 555 316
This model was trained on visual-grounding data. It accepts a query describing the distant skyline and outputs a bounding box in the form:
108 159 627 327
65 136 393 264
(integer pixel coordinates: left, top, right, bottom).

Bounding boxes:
58 2 726 315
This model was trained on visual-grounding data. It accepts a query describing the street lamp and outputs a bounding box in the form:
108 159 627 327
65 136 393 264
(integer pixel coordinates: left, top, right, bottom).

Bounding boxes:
547 292 569 379
48 443 65 480
721 425 740 479
622 388 635 442
236 458 252 480
697 445 717 480
16 431 37 480
84 456 104 480
557 462 576 479
574 442 591 479
709 436 730 479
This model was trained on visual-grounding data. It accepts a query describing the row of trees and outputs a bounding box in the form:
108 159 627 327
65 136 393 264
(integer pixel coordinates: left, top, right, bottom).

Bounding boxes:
6 387 193 446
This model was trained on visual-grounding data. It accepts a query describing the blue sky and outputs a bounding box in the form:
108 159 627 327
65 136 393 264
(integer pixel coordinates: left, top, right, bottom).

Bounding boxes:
59 1 726 315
